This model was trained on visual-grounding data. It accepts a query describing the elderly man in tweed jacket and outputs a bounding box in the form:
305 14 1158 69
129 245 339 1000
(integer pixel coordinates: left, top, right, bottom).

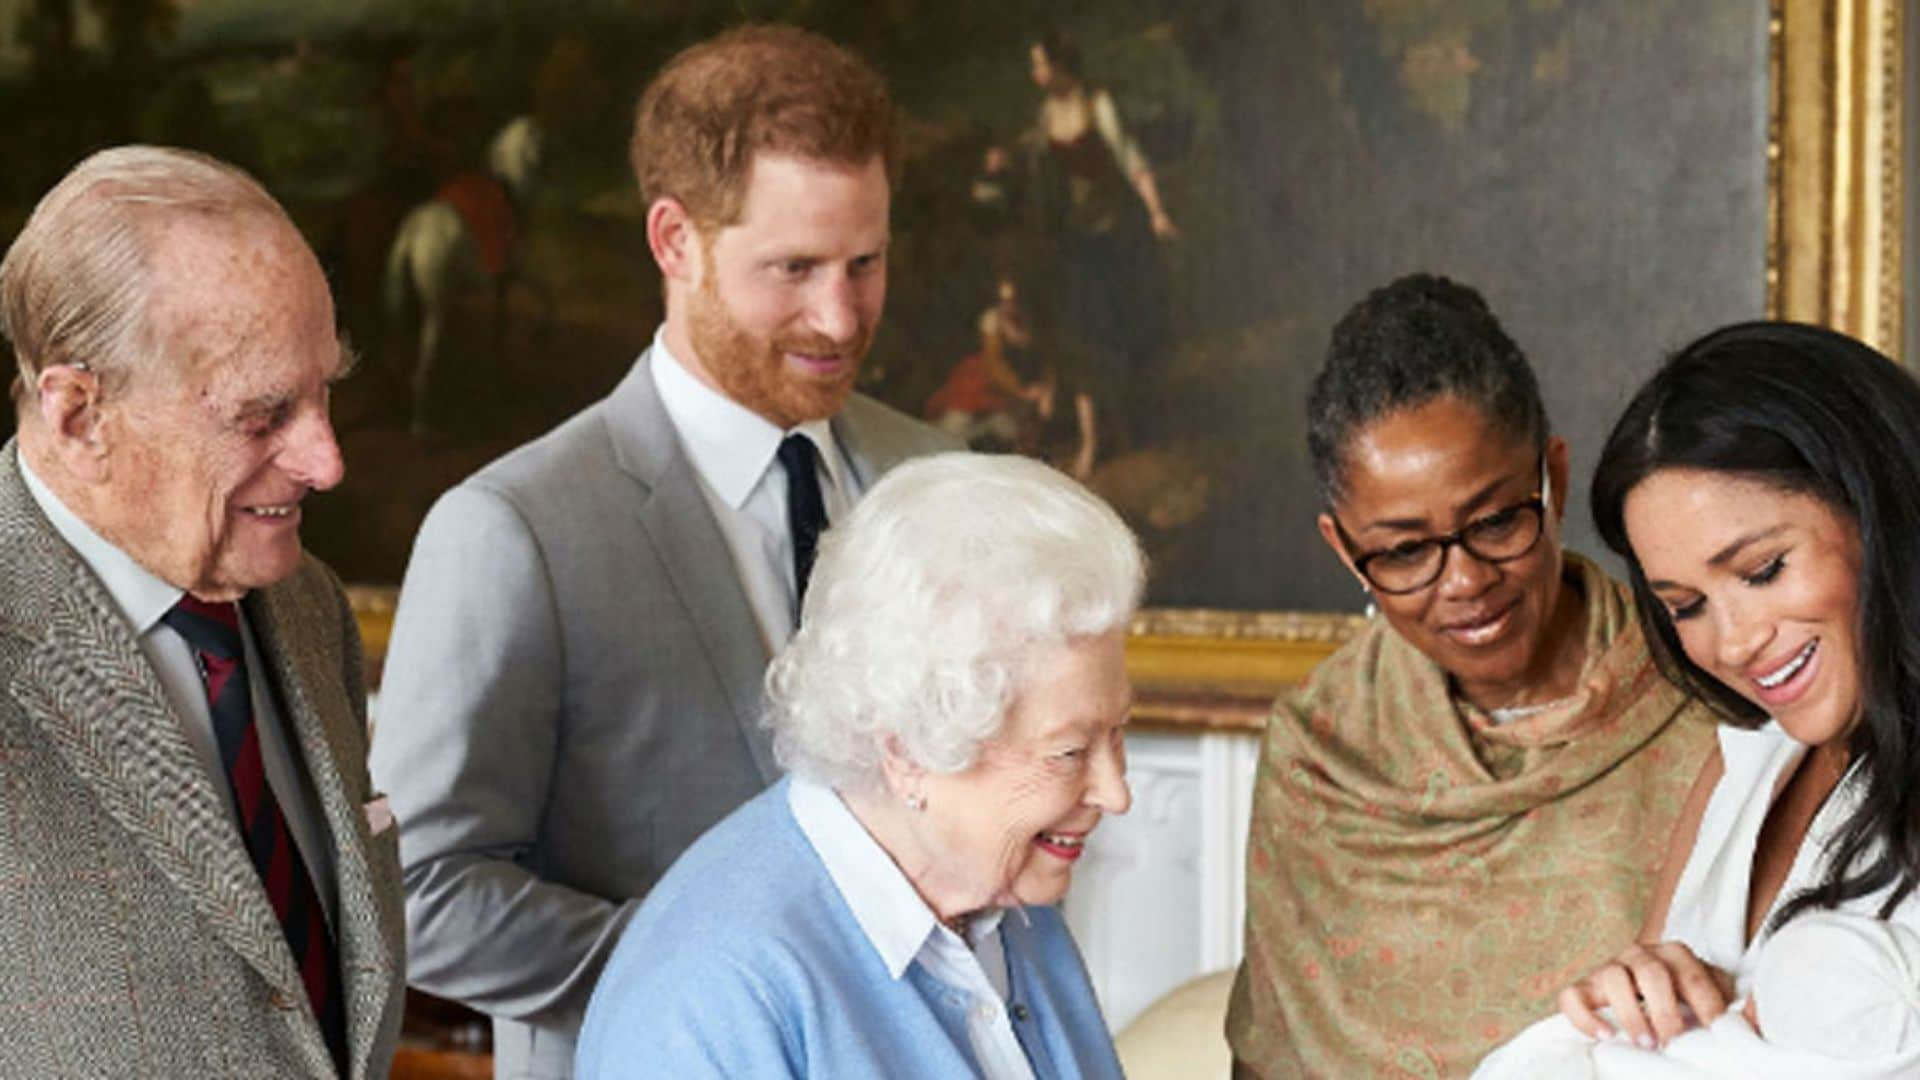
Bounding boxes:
0 147 404 1078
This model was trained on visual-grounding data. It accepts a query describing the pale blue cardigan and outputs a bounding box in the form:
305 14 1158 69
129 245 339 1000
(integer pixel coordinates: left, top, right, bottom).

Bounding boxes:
575 778 1124 1078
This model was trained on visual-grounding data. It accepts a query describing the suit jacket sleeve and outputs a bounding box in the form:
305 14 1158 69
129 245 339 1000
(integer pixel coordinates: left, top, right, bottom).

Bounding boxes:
369 482 636 1026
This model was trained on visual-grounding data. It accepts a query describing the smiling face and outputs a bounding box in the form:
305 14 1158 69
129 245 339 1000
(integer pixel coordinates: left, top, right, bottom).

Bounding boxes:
1318 395 1576 707
90 214 346 601
1623 469 1863 746
912 631 1133 913
681 151 889 428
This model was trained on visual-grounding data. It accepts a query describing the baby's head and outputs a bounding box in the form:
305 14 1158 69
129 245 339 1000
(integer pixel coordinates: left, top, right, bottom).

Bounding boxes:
1752 911 1920 1057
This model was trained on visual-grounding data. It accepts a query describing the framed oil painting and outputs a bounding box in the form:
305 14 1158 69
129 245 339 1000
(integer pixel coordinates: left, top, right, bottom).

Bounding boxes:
0 0 1902 709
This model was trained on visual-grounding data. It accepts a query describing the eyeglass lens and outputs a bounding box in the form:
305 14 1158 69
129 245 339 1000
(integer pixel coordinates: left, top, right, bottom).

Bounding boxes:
1362 503 1544 593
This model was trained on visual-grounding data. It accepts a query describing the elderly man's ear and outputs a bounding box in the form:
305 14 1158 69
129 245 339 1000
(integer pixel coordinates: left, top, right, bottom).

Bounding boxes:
33 364 112 482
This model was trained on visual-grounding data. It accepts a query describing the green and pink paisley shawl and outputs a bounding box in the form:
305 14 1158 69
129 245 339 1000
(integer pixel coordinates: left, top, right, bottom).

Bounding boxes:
1227 555 1717 1079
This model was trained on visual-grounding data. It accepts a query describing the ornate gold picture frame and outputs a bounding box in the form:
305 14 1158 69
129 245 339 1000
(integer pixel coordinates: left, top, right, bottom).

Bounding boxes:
1771 0 1906 357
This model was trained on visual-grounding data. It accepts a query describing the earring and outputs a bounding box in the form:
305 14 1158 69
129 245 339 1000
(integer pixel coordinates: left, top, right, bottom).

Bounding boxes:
905 792 927 812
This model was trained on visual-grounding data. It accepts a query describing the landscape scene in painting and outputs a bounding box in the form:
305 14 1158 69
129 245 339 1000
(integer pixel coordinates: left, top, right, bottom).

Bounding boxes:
0 0 1766 611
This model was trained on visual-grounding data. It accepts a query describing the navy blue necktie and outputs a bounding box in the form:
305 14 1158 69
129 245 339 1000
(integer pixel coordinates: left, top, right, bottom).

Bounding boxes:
163 595 348 1075
777 434 828 615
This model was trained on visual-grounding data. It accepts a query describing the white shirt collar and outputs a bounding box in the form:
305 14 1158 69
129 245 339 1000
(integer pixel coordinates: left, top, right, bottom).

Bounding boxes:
648 329 849 510
17 453 182 635
788 776 1004 980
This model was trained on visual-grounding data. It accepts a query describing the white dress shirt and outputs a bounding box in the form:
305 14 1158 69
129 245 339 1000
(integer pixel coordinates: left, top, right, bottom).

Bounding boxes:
650 331 859 655
789 777 1037 1080
17 455 337 929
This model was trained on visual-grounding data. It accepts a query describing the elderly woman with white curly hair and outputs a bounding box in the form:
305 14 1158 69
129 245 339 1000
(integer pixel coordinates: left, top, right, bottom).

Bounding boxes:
575 453 1140 1079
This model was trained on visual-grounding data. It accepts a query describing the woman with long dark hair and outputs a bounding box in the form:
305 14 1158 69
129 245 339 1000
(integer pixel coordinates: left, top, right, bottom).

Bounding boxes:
1513 321 1920 1069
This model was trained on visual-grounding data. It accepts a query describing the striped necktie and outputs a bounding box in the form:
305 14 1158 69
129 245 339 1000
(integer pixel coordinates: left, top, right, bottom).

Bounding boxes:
163 595 348 1075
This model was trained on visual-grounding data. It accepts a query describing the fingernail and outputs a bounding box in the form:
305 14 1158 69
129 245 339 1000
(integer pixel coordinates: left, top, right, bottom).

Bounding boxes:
1637 1035 1656 1050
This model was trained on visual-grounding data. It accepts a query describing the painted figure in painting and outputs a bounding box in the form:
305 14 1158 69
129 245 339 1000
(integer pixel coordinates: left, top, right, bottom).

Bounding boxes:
978 30 1176 450
1229 274 1714 1077
384 114 547 439
924 273 1098 480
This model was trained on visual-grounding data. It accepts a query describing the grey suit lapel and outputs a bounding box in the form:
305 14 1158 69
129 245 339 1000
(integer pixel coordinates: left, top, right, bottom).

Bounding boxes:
831 391 918 490
604 353 780 782
248 583 400 1080
0 453 322 1068
831 398 884 491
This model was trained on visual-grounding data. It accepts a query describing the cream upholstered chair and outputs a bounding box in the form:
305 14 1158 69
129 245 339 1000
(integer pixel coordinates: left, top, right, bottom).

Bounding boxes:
1113 969 1235 1079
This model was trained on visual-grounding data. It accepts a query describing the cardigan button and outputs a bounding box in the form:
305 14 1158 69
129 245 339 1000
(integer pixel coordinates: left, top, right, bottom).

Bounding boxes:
1011 1003 1031 1022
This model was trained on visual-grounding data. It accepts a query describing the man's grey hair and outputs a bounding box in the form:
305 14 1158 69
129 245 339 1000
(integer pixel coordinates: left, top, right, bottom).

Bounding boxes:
2 145 285 408
765 452 1146 791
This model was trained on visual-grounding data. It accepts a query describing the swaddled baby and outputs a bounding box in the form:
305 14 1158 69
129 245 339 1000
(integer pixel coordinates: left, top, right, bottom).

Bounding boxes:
1473 912 1920 1079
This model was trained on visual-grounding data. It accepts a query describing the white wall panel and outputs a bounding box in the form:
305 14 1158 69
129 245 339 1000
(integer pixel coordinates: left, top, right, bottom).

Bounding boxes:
1062 729 1260 1031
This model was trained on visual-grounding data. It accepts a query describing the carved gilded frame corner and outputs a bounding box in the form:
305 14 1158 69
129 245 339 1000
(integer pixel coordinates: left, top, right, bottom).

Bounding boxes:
1772 0 1906 358
350 8 1901 730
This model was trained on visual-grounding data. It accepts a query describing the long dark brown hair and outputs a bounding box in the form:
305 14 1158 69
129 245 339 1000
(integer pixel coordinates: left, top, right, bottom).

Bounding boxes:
1592 321 1920 929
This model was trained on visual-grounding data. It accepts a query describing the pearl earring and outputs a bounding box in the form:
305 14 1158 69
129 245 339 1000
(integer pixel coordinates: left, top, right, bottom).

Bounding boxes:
905 792 927 812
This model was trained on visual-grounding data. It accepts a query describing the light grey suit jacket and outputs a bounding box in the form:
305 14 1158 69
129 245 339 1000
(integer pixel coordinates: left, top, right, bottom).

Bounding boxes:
0 443 406 1079
369 350 957 1078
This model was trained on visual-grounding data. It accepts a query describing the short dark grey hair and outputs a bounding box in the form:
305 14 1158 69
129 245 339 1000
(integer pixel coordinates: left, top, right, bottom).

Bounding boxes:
1306 273 1548 504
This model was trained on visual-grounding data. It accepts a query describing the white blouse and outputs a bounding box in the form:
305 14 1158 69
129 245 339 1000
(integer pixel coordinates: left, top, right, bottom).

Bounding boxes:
1661 722 1920 992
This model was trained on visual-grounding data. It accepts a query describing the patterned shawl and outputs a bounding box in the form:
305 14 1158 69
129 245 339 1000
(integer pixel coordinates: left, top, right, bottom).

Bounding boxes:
1227 555 1717 1079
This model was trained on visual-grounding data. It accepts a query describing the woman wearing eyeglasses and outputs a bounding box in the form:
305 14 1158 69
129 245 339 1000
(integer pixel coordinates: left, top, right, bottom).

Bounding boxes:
1226 274 1717 1078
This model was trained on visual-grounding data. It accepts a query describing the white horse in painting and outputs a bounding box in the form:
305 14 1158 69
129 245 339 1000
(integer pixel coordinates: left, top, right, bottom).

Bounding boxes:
385 114 545 436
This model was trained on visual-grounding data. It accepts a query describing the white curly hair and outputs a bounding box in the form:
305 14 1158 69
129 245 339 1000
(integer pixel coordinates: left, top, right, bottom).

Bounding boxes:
765 452 1145 791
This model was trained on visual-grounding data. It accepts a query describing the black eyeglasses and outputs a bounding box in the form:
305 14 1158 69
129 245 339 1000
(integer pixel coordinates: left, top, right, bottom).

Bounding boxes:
1333 463 1549 596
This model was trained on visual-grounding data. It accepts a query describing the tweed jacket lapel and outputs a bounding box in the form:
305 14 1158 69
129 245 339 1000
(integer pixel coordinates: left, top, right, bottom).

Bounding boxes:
0 448 326 1071
247 581 402 1080
605 351 780 782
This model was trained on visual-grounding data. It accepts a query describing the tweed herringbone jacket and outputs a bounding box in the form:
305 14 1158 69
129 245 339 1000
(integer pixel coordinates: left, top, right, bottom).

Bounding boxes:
0 443 405 1079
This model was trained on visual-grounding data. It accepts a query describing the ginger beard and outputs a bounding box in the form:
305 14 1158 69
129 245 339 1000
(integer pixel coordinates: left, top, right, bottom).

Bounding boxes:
685 243 871 428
